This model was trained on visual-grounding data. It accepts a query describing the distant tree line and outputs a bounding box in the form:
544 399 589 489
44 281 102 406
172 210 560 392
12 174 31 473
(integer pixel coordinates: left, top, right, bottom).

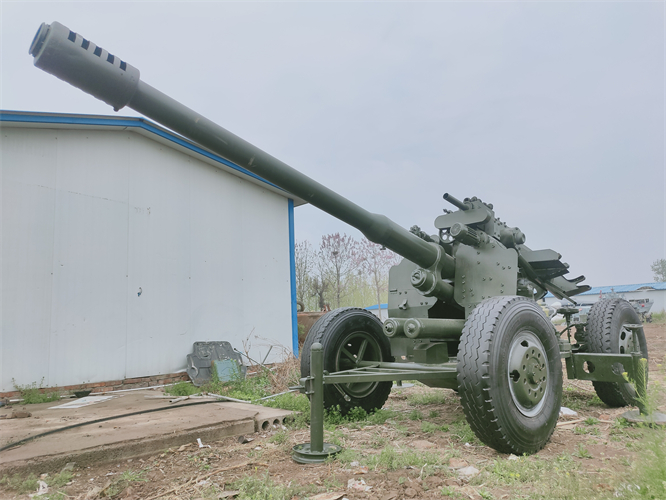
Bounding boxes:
295 234 402 312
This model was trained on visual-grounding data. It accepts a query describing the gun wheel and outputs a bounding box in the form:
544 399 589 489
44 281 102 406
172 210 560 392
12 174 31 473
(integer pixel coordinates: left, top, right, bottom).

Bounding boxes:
457 296 562 455
586 298 648 407
301 307 393 414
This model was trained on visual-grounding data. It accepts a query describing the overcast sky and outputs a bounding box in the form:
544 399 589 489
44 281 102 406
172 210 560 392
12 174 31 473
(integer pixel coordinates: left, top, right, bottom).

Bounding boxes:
1 1 664 288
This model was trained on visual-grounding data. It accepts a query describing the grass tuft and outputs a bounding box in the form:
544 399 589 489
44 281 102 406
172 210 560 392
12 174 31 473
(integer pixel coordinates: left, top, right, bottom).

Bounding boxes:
421 421 448 434
407 391 446 406
449 420 479 444
164 381 199 396
0 473 39 494
337 447 442 474
231 472 310 500
12 378 60 404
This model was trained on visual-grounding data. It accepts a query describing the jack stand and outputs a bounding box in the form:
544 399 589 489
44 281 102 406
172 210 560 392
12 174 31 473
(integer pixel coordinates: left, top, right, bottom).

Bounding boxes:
620 348 666 426
292 343 342 464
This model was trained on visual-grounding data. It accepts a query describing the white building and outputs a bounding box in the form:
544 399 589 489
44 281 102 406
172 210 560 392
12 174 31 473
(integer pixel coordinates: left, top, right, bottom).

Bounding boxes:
366 303 388 321
1 111 303 393
544 282 666 314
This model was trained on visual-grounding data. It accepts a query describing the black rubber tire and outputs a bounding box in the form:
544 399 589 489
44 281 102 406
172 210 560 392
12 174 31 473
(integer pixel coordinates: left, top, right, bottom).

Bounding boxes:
457 296 562 455
586 298 648 407
300 307 393 414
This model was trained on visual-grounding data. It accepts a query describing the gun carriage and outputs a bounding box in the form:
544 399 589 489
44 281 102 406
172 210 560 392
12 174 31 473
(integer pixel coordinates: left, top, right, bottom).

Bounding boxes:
30 22 650 461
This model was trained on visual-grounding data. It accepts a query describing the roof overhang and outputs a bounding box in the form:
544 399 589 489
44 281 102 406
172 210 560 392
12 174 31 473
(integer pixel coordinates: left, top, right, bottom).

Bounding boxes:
0 110 306 206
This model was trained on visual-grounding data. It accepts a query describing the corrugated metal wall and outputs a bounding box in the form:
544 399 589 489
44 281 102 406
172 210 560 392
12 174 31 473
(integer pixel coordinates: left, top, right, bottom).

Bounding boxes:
1 126 293 392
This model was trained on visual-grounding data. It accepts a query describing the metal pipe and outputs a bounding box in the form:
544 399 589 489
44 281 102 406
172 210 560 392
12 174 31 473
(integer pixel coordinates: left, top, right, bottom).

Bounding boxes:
632 356 647 415
29 21 453 274
443 193 469 211
357 360 457 371
403 318 466 339
309 343 324 452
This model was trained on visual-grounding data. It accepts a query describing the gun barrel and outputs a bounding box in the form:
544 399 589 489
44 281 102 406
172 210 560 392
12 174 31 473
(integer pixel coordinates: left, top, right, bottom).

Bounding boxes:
443 193 468 211
30 22 454 273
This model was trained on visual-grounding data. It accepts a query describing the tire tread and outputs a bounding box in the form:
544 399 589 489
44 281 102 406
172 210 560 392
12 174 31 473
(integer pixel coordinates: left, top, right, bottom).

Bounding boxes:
457 296 561 454
586 299 646 407
300 307 392 414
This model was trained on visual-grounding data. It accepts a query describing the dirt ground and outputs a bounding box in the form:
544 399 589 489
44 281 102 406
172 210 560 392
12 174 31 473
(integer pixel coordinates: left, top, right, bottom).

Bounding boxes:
1 323 664 500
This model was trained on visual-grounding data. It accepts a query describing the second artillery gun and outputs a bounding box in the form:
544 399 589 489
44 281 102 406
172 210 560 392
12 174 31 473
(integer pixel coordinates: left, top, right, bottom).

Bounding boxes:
30 22 651 459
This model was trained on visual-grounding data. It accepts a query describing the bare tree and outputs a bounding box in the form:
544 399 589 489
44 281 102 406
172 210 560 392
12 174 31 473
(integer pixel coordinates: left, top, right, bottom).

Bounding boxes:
310 276 330 311
318 233 361 309
294 240 315 310
358 238 402 313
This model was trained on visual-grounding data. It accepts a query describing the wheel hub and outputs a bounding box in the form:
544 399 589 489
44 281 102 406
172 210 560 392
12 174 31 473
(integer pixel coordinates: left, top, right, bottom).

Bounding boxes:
335 331 383 399
508 331 549 417
618 326 633 354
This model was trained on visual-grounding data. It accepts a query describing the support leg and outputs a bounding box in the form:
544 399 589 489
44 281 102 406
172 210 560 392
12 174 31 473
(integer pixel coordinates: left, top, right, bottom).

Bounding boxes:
292 343 342 464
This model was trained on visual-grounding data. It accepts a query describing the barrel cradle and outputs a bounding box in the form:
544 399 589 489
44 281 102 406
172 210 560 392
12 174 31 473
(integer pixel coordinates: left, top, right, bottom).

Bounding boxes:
31 22 652 457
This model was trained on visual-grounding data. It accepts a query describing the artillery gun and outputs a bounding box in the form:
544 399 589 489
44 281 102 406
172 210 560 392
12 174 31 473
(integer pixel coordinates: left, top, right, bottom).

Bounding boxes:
30 22 652 459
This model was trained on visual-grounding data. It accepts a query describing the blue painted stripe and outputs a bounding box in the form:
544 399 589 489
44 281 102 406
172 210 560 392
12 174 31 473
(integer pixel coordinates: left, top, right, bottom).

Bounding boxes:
288 199 298 357
0 112 281 190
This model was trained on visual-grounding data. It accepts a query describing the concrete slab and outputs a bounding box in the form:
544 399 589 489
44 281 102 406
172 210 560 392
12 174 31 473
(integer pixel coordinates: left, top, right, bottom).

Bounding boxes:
0 390 293 474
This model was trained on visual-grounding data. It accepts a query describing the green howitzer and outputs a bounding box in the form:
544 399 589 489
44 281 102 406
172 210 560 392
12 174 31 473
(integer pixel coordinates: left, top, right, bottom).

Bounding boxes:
30 22 656 460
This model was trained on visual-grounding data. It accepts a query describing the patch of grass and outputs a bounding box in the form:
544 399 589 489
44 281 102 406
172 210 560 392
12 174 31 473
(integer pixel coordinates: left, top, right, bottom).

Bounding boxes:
409 409 424 421
0 473 39 494
625 428 666 499
370 435 389 449
324 405 396 428
583 417 599 425
325 406 365 427
262 394 396 430
421 421 448 434
203 369 273 401
333 448 362 465
366 408 397 425
164 381 199 396
407 391 446 406
449 420 479 444
335 446 442 475
573 425 600 436
608 417 644 443
614 417 630 428
428 410 439 418
47 471 73 488
104 469 148 497
268 431 288 445
119 469 148 482
573 444 592 459
324 428 345 447
478 489 494 500
231 472 310 500
261 392 309 413
440 485 461 497
12 378 60 404
43 493 67 500
368 447 443 473
488 454 578 486
586 395 604 407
